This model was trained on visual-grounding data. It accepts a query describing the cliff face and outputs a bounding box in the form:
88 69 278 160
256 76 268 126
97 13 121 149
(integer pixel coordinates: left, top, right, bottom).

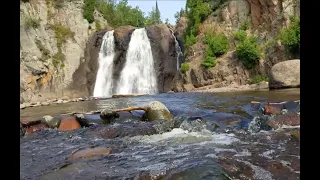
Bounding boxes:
172 0 300 91
20 0 107 103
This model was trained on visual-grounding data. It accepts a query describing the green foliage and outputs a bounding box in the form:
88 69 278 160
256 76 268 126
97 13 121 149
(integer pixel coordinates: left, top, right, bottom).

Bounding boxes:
201 55 216 68
174 8 186 24
233 30 247 42
239 22 249 31
35 39 51 61
24 16 40 30
184 0 212 48
49 23 73 68
95 20 102 30
165 18 169 25
280 16 300 55
49 23 74 48
96 0 146 28
52 50 65 68
180 62 190 73
83 0 95 23
185 34 197 47
249 75 269 84
235 36 261 69
145 1 162 26
204 33 229 57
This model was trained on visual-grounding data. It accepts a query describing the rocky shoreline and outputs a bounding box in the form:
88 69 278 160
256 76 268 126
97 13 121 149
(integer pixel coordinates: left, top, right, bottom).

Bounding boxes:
192 81 270 93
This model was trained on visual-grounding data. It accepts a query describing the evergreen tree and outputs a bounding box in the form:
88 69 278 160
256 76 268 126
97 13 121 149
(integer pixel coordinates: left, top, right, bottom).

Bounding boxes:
146 0 162 26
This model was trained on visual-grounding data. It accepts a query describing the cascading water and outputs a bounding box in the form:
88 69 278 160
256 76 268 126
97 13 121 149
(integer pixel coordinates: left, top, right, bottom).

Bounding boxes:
116 28 158 95
93 30 115 97
169 29 184 70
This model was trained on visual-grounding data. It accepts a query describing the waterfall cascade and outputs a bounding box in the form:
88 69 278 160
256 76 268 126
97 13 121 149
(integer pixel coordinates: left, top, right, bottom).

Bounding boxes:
93 30 115 97
169 29 184 70
115 28 158 95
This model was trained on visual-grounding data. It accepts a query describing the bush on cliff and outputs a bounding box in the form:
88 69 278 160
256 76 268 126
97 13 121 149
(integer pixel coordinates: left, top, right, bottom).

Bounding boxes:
280 16 300 56
201 56 216 68
180 62 190 73
235 36 261 69
83 0 95 23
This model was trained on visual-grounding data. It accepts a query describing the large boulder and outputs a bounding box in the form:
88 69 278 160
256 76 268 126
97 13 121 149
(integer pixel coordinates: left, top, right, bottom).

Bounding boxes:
269 59 300 89
145 101 173 121
146 24 178 93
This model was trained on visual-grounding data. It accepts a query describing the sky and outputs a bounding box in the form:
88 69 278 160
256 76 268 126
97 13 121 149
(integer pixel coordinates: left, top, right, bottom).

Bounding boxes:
127 0 186 25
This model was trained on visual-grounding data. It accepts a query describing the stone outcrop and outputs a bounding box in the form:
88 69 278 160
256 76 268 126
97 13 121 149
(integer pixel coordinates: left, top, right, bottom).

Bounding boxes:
20 0 108 103
172 0 300 92
269 59 300 89
146 24 178 92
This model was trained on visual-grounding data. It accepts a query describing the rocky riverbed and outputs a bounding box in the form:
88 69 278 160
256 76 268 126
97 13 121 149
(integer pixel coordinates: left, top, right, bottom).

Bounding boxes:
20 90 300 180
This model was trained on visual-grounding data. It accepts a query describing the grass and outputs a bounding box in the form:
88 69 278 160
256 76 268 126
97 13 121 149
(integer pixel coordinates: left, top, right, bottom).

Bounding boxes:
249 75 269 84
180 62 190 73
35 39 51 61
24 16 40 30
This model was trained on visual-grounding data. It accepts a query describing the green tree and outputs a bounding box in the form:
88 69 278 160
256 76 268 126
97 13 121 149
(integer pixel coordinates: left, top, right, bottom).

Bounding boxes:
146 0 162 26
165 18 169 25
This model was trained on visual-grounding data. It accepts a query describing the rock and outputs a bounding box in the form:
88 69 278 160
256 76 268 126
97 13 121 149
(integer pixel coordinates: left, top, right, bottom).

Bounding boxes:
41 115 61 129
100 110 120 124
167 91 175 93
40 102 50 106
20 123 25 137
21 118 42 126
24 123 49 135
68 147 112 160
145 101 173 121
74 114 96 127
264 103 284 115
146 24 178 92
288 129 300 141
58 117 81 131
267 112 300 129
269 60 300 89
112 94 145 98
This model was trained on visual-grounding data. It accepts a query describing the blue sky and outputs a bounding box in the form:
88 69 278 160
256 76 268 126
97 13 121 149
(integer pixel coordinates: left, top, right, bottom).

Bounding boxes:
127 0 186 24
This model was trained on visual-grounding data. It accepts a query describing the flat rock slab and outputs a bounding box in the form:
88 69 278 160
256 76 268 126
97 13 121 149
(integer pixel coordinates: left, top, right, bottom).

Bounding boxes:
68 147 112 160
58 117 81 131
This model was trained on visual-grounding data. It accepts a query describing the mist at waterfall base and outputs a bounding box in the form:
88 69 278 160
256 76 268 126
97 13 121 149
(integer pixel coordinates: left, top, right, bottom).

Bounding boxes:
93 28 160 98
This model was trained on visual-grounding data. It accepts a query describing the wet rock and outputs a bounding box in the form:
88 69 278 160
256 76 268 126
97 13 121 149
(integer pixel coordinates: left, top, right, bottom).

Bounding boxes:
267 113 300 129
20 123 25 137
24 123 49 134
145 101 173 121
20 117 42 126
264 103 284 115
283 101 300 113
288 129 300 141
100 110 120 124
41 115 61 128
58 117 81 131
40 102 50 106
68 146 112 160
74 114 96 127
152 119 175 134
248 115 272 133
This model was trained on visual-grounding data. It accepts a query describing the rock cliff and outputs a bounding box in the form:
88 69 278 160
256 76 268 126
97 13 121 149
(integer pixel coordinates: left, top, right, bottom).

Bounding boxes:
20 0 107 103
172 0 300 91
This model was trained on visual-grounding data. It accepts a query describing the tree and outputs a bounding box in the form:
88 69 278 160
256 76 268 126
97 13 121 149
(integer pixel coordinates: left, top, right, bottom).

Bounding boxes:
165 18 169 25
146 0 162 26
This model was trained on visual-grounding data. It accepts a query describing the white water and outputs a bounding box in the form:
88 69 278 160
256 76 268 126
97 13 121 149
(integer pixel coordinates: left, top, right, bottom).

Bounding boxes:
169 29 184 70
116 28 158 95
93 30 115 97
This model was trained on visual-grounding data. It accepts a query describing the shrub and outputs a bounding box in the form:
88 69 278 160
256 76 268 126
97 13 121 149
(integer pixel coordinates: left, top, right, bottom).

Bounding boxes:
95 20 101 30
35 39 51 61
280 16 300 55
249 75 269 84
180 62 190 73
49 23 74 48
201 56 217 68
83 0 95 23
233 30 247 42
24 17 40 30
185 34 197 47
236 36 261 69
239 22 249 31
205 33 229 57
52 50 65 68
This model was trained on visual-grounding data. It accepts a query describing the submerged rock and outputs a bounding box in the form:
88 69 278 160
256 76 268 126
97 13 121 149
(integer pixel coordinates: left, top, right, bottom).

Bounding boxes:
41 115 61 129
68 146 112 160
24 123 49 135
58 117 81 131
145 101 173 121
20 123 25 137
267 113 300 129
100 110 120 124
74 114 96 127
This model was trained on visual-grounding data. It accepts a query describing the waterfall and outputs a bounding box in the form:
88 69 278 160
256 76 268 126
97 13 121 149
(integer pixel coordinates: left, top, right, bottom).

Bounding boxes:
115 28 158 95
93 30 115 97
169 29 184 70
